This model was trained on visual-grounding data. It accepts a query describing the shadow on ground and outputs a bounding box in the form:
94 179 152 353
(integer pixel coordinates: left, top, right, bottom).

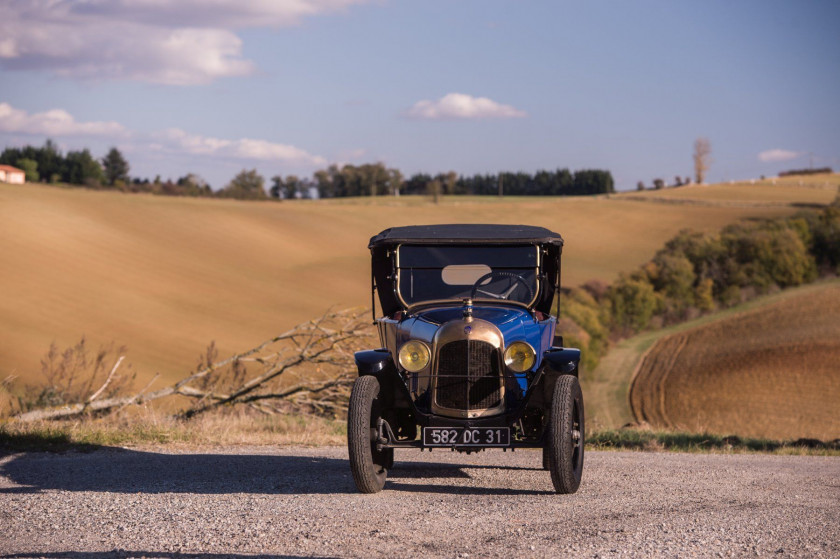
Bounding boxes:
0 447 548 496
2 553 321 559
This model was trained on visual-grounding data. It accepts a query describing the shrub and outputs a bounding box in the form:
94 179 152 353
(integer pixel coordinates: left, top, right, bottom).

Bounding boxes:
219 169 267 200
721 222 816 289
694 278 715 311
559 288 610 366
16 158 39 182
810 207 840 271
607 275 659 334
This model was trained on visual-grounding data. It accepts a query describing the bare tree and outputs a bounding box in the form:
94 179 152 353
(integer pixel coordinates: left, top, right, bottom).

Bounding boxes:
694 138 711 184
427 178 442 204
443 171 458 195
389 168 403 196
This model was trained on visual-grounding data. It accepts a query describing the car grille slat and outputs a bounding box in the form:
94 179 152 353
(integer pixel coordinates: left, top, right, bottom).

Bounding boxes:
435 340 501 411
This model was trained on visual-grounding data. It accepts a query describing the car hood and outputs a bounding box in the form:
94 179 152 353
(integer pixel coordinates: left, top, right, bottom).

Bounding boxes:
393 305 553 369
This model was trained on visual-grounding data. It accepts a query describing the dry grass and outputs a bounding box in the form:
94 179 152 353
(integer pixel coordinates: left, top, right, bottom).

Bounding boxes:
1 180 821 389
629 281 840 441
3 411 835 456
0 407 348 451
623 172 839 205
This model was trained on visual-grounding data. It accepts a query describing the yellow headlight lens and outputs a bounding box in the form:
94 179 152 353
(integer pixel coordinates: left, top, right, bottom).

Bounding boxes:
504 341 536 372
398 340 431 372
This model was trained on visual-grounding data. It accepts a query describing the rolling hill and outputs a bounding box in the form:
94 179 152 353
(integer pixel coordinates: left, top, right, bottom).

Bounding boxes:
1 175 836 388
627 280 840 441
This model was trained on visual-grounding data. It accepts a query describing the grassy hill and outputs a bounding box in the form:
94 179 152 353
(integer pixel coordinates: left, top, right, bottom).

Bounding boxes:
625 280 840 441
624 172 839 205
1 176 836 389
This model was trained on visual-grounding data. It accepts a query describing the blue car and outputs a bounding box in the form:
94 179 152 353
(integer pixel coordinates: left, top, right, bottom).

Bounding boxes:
348 224 584 494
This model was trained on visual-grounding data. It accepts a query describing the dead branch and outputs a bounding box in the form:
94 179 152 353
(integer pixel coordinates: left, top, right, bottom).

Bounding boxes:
86 356 125 404
11 307 373 423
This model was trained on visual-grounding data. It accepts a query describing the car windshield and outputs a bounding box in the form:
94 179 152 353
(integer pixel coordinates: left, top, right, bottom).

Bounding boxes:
396 244 539 307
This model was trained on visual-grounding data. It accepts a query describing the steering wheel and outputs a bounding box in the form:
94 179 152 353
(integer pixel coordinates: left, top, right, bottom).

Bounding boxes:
470 271 534 302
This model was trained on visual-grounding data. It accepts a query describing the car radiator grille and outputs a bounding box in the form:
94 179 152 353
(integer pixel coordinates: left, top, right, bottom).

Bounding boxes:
435 340 502 410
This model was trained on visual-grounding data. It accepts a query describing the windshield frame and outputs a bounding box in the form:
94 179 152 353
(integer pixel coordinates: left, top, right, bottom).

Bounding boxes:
394 243 542 311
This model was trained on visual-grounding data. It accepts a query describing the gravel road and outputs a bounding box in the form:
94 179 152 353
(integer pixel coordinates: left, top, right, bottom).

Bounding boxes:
1 446 838 558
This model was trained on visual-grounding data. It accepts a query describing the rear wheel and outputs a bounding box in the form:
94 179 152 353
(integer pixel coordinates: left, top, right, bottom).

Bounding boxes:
348 375 389 493
547 375 585 494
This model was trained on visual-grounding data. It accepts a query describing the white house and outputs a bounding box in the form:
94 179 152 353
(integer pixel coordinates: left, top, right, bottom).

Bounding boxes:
0 164 25 184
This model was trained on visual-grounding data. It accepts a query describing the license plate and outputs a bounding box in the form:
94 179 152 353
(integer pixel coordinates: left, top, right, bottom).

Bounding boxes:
422 427 510 447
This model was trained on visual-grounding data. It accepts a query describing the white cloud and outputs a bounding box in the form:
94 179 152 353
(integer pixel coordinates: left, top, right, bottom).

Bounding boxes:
406 93 527 121
758 149 800 163
159 128 326 165
70 0 368 28
0 102 127 137
0 101 326 166
0 0 368 85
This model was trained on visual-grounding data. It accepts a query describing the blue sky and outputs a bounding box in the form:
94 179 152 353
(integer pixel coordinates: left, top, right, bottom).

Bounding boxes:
1 0 838 190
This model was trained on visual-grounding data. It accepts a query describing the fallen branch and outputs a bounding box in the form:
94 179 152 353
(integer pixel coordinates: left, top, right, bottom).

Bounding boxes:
86 356 125 404
11 307 372 423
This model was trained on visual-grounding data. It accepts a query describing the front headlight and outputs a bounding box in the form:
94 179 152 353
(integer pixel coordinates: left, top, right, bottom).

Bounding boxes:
504 341 536 372
398 340 431 372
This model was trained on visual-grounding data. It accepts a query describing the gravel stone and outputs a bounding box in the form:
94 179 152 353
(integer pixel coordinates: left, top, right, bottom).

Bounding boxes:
0 447 838 558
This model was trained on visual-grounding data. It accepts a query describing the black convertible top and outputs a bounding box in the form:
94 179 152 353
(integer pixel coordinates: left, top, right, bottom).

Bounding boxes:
369 224 564 248
368 224 564 317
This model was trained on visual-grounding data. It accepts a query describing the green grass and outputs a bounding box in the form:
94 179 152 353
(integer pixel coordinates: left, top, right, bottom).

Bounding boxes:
587 428 840 456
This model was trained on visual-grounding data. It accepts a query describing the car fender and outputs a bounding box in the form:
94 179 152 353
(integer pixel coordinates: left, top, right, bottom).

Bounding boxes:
542 347 581 376
355 348 394 376
538 347 581 405
354 349 412 409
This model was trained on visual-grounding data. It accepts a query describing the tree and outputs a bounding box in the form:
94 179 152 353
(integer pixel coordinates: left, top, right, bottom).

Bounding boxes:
608 275 659 333
693 137 711 184
388 168 403 196
38 139 62 182
270 175 284 199
636 181 645 191
427 178 442 204
176 173 210 196
220 169 267 200
16 158 39 182
653 178 665 190
102 147 130 186
443 171 458 195
66 149 104 186
284 175 301 198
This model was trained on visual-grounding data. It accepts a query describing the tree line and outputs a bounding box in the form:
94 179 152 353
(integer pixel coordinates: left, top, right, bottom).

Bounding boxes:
1 140 615 200
258 164 615 199
0 140 130 187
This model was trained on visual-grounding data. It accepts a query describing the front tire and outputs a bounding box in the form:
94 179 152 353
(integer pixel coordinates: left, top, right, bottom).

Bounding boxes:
348 375 389 493
547 375 585 494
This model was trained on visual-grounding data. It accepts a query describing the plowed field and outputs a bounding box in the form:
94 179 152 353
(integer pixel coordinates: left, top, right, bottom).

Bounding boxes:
629 282 840 440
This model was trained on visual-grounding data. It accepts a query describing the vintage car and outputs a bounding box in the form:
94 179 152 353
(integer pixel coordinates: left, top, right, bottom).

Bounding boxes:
348 224 584 494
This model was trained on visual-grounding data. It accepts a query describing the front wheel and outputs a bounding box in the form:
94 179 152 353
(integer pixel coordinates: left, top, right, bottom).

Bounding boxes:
547 375 585 494
348 375 389 493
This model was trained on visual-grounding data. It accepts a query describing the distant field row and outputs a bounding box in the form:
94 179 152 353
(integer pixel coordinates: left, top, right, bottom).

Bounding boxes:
628 280 840 441
1 176 835 388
